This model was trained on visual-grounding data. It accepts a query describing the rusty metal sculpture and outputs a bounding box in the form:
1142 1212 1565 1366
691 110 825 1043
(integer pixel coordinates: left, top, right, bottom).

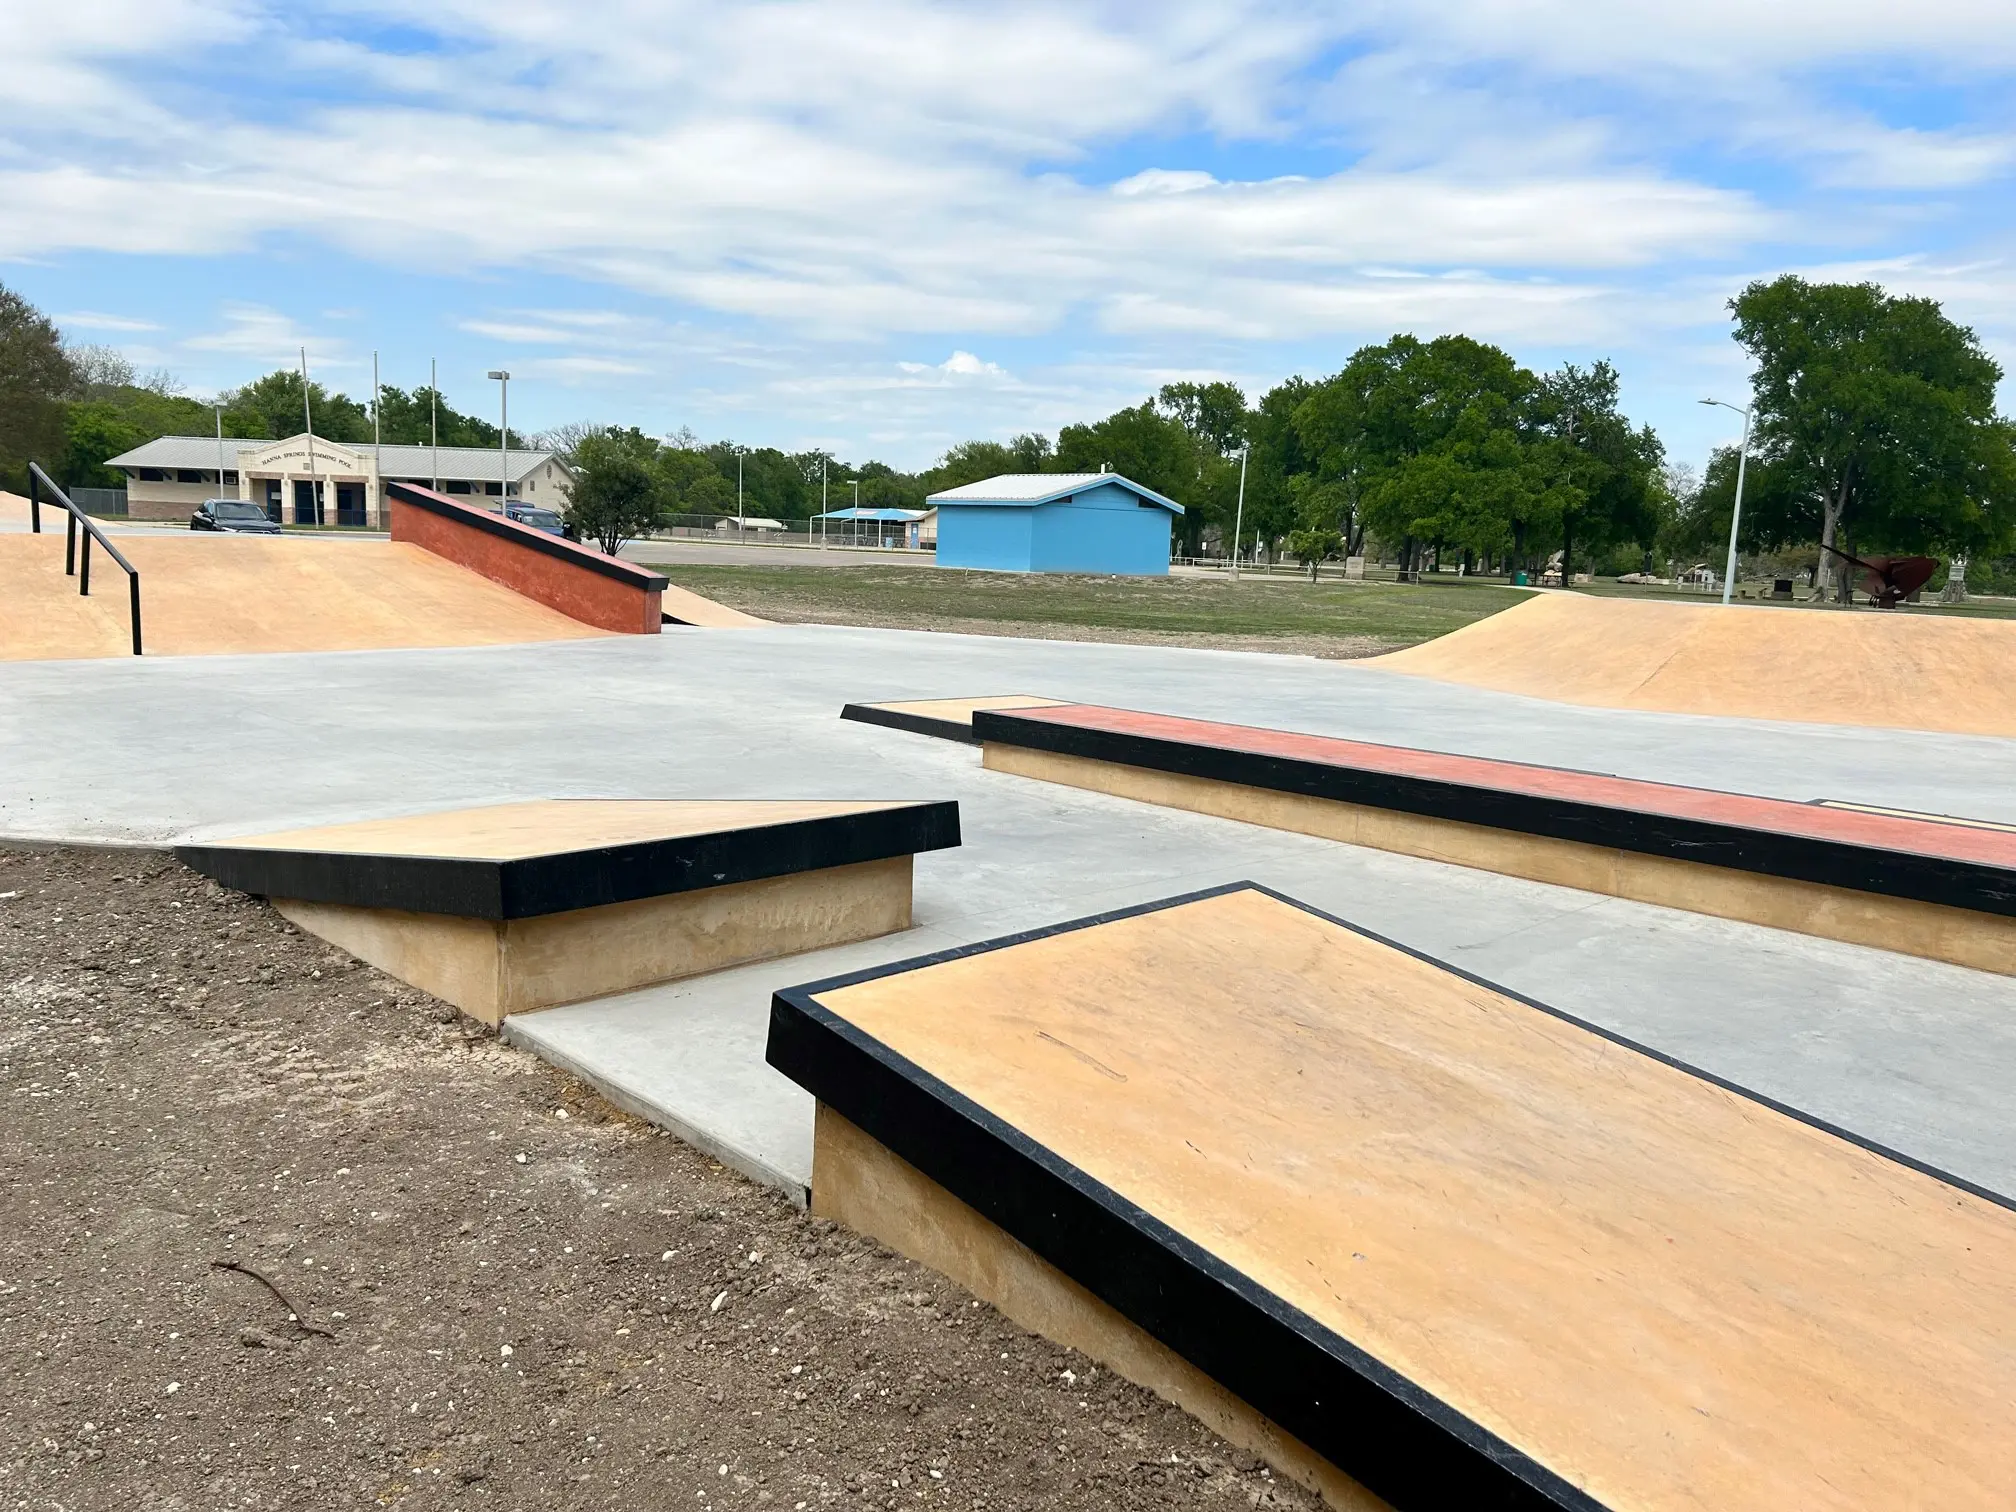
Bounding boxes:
1820 544 1939 609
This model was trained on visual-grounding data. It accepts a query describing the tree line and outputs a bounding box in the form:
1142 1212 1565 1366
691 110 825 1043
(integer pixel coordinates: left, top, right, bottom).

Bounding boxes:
5 274 2011 593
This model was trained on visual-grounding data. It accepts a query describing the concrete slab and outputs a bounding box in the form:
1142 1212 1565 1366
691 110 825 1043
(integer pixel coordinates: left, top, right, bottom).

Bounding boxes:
6 624 2016 1204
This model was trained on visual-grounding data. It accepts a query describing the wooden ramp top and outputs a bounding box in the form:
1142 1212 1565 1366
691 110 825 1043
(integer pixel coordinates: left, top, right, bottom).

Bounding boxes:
178 798 960 919
769 885 2016 1511
841 695 1065 743
973 702 2016 915
1368 591 2016 739
0 533 606 660
660 581 770 628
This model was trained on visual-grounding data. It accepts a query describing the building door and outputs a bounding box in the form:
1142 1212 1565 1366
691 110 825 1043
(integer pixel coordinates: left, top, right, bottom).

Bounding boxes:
335 483 364 526
264 481 282 523
293 479 322 525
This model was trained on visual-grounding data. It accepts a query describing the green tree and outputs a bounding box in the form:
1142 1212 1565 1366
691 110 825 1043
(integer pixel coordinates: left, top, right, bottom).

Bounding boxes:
218 370 372 444
59 404 145 489
1285 526 1343 580
1055 403 1199 505
1157 381 1248 454
567 431 667 552
1296 335 1556 574
0 282 76 491
374 384 524 449
1535 361 1664 582
1731 275 2016 599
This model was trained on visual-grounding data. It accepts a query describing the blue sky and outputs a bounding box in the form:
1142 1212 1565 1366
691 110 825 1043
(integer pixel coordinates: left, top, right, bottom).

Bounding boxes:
5 1 2014 471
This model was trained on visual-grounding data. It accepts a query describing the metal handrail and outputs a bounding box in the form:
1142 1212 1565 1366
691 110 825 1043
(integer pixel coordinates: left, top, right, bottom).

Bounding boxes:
27 463 143 655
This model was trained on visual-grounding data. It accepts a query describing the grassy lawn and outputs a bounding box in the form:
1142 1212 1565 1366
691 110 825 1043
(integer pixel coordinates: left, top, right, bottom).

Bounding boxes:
644 562 1531 656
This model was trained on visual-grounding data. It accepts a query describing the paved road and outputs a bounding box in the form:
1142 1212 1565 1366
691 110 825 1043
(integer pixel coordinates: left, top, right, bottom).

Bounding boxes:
6 625 2013 1201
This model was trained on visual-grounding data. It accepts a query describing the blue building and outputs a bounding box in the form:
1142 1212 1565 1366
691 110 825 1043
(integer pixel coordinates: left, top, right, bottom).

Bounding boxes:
927 471 1182 575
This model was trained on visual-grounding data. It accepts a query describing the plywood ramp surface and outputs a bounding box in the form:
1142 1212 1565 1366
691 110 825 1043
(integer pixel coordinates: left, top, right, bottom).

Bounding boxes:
811 888 2016 1511
0 534 606 659
861 695 1067 726
659 582 769 628
1370 591 2016 738
220 799 907 860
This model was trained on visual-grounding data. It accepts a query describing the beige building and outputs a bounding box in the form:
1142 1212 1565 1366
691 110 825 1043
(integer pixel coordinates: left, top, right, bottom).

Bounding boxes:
104 434 574 526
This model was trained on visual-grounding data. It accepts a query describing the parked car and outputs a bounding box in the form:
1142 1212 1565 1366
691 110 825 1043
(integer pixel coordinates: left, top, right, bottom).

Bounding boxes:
190 499 281 534
503 503 573 539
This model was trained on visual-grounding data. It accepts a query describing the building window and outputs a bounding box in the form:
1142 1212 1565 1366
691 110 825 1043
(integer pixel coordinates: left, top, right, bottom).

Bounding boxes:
485 481 502 496
222 471 238 484
138 468 168 482
177 469 208 484
444 480 471 494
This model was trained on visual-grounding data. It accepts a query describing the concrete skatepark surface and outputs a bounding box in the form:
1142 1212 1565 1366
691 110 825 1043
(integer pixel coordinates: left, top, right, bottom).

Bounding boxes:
5 624 2016 1216
1372 589 2016 738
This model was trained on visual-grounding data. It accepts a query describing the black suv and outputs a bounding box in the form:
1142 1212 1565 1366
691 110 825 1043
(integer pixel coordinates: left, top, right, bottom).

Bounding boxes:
191 499 282 534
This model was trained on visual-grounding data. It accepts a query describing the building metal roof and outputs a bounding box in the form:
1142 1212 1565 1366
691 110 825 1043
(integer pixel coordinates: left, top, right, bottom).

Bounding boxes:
925 471 1183 515
104 434 562 484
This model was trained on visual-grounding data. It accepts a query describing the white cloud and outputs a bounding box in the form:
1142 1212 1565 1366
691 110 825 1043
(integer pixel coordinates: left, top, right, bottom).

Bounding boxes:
184 303 350 370
54 310 161 332
898 351 1008 378
3 0 2013 460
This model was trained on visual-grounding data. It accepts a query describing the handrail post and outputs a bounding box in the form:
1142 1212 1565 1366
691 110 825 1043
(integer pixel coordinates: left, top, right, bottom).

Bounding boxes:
65 509 77 575
129 572 143 655
28 470 39 533
81 527 92 595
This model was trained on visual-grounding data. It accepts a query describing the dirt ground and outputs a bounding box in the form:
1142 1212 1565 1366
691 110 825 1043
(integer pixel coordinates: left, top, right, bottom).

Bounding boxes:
0 846 1317 1512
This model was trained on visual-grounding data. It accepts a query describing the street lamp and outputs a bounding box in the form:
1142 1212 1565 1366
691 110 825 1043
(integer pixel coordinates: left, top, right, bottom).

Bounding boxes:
488 370 511 512
1700 397 1752 606
1228 443 1250 580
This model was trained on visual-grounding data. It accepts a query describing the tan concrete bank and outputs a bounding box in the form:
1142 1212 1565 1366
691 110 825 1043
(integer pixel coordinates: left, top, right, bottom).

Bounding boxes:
178 799 961 1024
0 533 606 659
1370 591 2016 738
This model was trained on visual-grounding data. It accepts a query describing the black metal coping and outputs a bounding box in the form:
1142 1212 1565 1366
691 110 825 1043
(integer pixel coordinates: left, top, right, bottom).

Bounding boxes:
386 480 670 592
176 800 960 921
840 702 982 745
766 882 2013 1512
971 708 2016 920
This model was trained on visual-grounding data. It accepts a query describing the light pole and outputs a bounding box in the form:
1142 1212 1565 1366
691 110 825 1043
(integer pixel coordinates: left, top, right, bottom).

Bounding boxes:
215 403 228 502
737 447 745 532
1700 397 1752 606
1228 443 1250 579
488 370 511 513
429 358 439 490
820 455 828 547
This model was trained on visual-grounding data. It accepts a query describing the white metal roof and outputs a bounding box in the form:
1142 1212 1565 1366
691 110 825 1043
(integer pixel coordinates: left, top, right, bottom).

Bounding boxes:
105 434 561 484
925 471 1182 514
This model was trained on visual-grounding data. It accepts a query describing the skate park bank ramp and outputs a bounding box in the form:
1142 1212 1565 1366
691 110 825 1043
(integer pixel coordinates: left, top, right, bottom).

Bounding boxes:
1368 592 2016 738
768 883 2016 1511
0 478 757 658
0 530 607 660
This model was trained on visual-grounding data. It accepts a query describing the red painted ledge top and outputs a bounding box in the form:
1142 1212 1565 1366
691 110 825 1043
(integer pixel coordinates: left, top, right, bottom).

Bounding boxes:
990 703 2016 869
